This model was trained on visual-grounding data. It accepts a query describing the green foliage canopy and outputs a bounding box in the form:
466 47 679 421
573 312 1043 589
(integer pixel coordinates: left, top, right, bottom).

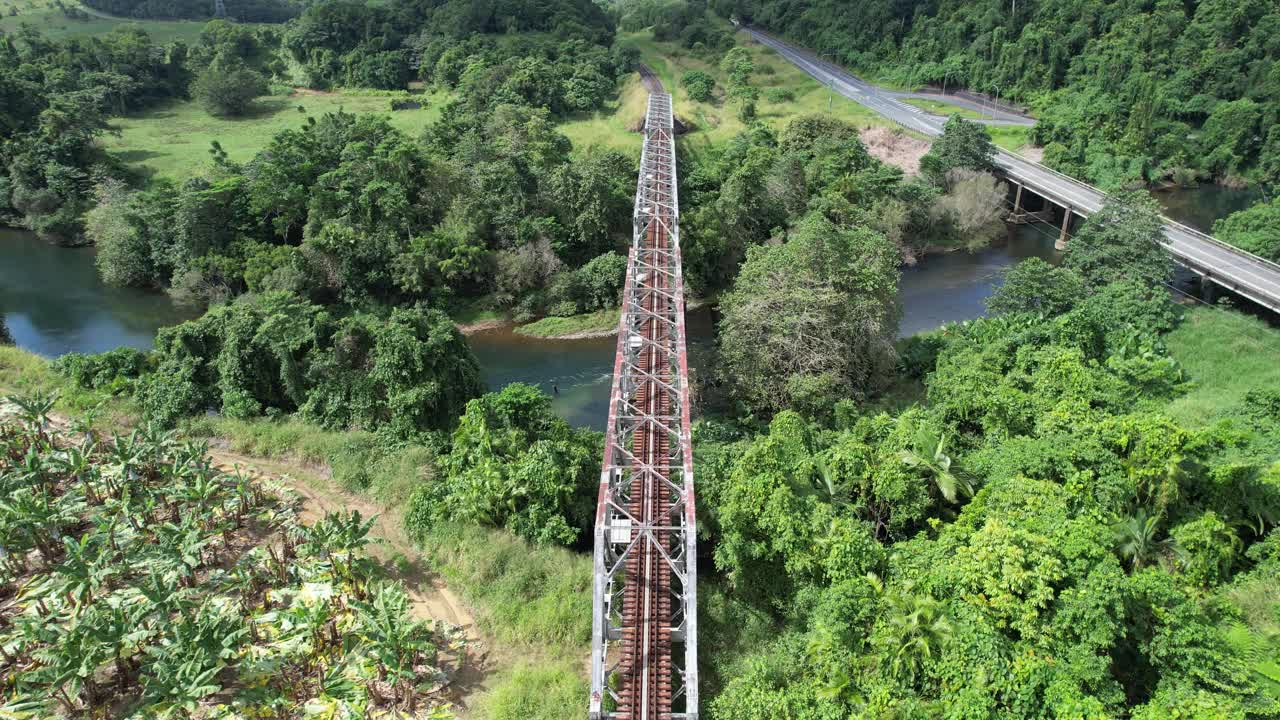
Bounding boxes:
406 383 601 546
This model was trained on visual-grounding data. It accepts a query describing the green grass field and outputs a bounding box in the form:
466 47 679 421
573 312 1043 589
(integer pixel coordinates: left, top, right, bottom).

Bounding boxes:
515 309 618 339
904 97 986 121
1164 305 1280 426
0 0 213 42
988 123 1034 153
561 27 891 156
104 89 448 181
558 73 650 156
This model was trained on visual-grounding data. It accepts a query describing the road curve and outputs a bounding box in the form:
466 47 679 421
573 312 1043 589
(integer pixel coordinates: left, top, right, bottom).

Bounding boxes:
744 27 1280 314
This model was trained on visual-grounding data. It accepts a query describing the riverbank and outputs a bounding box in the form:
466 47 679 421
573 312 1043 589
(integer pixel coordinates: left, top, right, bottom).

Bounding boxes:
514 309 620 339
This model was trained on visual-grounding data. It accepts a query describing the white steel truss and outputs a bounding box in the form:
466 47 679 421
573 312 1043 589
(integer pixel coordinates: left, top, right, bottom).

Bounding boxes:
589 92 698 720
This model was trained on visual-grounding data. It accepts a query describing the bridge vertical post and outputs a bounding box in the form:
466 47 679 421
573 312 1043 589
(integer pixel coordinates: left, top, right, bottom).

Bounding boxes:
1056 206 1072 250
1012 183 1023 215
1201 277 1218 304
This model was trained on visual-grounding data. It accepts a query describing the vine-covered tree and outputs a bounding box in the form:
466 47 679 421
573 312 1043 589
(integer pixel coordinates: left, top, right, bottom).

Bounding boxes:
718 211 900 416
139 292 483 437
1064 191 1173 289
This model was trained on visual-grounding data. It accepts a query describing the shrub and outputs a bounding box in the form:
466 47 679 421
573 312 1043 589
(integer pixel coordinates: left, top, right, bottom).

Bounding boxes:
680 70 716 102
192 57 269 117
765 87 794 103
572 251 627 311
52 347 151 393
897 333 947 380
405 383 601 546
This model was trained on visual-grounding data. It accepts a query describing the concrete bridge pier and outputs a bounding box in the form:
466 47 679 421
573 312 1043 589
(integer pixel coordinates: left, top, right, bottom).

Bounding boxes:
1056 206 1074 251
1201 276 1219 304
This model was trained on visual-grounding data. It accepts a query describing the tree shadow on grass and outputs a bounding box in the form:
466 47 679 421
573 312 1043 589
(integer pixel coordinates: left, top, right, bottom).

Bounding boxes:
113 149 164 164
233 97 300 120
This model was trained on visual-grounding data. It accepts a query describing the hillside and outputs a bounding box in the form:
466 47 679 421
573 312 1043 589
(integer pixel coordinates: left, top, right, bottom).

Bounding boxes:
715 0 1280 190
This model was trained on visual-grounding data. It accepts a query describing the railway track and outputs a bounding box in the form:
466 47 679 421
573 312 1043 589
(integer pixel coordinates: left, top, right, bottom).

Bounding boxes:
589 92 698 720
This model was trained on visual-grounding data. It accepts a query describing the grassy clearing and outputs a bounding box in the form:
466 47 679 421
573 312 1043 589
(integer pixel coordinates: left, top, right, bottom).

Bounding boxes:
988 124 1034 153
0 345 138 430
559 73 650 155
1163 306 1280 426
561 27 891 155
903 97 986 121
515 309 618 339
0 0 212 42
450 297 507 331
413 522 592 649
104 89 448 181
472 662 590 720
185 415 437 505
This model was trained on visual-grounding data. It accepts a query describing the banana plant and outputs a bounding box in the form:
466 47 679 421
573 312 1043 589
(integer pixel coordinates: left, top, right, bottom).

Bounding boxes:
353 584 437 711
0 485 81 564
90 593 155 692
303 512 379 591
151 519 215 587
28 614 114 713
66 400 106 443
52 533 116 614
53 440 100 505
140 599 248 713
6 392 57 444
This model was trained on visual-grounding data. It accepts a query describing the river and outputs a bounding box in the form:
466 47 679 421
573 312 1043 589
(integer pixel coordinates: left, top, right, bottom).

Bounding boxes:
0 227 195 357
1151 184 1262 233
0 210 1225 429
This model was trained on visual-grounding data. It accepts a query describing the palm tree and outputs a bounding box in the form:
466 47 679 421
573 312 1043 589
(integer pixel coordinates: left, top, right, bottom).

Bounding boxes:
900 424 973 503
873 578 953 687
1112 509 1171 571
810 453 850 508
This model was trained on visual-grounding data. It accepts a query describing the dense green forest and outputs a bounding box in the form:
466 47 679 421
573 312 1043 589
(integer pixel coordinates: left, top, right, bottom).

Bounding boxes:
0 0 627 244
698 193 1280 717
714 0 1280 192
82 0 303 22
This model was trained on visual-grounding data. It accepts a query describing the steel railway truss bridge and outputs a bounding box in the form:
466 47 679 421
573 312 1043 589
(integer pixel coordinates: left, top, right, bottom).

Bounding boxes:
588 92 699 720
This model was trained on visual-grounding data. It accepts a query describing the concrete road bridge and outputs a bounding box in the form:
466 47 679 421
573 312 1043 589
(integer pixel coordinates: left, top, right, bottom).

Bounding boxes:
745 27 1280 315
588 89 699 720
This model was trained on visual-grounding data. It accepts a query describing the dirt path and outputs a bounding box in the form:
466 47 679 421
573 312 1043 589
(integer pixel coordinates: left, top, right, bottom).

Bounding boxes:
206 448 474 631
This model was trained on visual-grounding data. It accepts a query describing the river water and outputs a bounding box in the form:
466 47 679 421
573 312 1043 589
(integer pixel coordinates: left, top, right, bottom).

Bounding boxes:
0 191 1244 428
1151 184 1262 233
0 227 194 357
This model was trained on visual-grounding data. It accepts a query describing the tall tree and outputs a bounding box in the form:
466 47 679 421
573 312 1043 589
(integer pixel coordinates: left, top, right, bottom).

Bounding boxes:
1064 191 1172 289
919 116 996 188
719 211 900 416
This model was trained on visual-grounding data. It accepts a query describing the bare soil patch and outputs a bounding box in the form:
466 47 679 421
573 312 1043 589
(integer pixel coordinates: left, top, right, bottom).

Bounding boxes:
860 126 930 176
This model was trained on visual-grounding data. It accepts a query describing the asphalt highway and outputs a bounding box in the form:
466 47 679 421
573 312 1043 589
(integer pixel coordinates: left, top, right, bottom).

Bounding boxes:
745 27 1280 314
